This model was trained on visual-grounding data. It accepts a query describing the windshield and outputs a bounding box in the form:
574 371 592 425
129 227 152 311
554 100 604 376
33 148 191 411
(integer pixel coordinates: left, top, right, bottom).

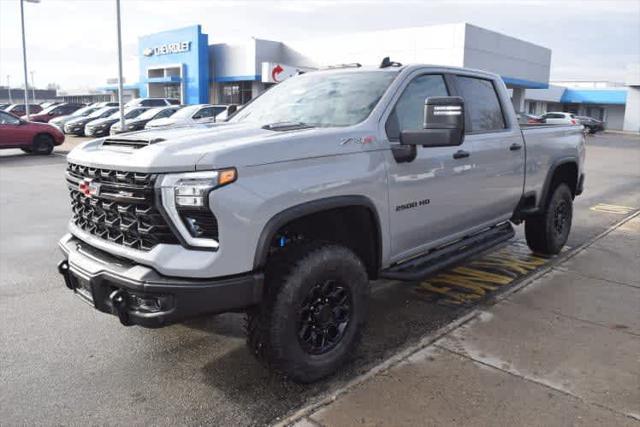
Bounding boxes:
88 107 115 118
229 70 398 127
136 107 164 120
108 108 146 120
171 105 200 119
72 106 95 117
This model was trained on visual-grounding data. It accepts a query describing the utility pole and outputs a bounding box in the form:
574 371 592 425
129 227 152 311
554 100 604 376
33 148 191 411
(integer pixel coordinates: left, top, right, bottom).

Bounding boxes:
30 70 36 103
116 0 125 130
6 75 12 103
20 0 40 118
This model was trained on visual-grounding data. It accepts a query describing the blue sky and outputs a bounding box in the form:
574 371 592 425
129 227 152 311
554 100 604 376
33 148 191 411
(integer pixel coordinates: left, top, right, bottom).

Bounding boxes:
0 0 638 91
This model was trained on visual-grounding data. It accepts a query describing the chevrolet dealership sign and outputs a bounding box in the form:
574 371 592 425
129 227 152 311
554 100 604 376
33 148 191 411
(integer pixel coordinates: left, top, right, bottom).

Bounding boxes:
143 41 191 57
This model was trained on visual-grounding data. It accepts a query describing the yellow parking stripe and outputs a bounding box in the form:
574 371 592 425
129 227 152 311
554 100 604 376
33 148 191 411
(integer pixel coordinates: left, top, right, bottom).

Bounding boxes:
414 241 556 306
590 203 636 215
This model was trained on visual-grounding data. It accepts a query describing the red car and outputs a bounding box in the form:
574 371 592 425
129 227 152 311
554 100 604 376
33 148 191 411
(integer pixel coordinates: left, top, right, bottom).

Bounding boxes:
21 103 84 123
4 103 43 117
0 110 65 155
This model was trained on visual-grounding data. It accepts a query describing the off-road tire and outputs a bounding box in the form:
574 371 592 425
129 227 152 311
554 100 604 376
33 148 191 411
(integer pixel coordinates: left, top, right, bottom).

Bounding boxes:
246 242 369 383
32 134 54 155
525 183 573 255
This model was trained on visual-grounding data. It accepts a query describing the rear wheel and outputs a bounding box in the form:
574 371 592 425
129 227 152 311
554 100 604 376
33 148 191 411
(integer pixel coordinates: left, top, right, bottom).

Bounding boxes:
246 242 369 383
32 134 54 155
525 183 573 255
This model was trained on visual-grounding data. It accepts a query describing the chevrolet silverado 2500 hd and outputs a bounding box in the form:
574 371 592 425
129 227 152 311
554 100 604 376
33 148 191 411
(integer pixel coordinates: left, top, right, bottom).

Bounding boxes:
58 62 585 382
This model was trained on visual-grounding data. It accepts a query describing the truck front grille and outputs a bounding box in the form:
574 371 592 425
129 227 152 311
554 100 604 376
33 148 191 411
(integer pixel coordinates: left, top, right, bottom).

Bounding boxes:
66 163 179 251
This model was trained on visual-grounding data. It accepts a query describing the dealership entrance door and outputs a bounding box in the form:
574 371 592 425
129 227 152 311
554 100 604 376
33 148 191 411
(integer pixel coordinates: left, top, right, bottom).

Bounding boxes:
148 83 181 100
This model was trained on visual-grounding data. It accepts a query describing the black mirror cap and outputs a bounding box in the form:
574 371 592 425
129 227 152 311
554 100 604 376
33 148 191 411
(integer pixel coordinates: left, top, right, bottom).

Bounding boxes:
400 128 464 148
424 96 464 131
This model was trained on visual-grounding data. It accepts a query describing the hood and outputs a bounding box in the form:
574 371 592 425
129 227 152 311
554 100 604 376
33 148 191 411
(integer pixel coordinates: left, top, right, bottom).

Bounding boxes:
67 122 375 173
50 114 71 124
145 117 183 128
88 117 118 127
67 116 95 125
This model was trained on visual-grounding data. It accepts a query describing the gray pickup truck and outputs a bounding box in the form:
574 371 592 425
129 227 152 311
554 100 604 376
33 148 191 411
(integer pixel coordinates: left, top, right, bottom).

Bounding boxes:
58 62 585 382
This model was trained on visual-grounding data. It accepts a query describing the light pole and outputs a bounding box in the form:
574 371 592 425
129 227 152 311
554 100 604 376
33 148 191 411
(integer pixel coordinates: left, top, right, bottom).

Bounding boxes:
20 0 40 119
30 70 36 103
6 75 12 104
115 0 125 130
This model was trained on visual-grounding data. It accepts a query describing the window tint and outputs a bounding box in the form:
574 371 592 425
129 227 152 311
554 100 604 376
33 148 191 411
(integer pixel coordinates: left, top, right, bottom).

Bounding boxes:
194 107 214 119
212 106 226 117
385 74 449 141
456 76 506 132
142 99 167 107
0 111 20 125
155 108 176 119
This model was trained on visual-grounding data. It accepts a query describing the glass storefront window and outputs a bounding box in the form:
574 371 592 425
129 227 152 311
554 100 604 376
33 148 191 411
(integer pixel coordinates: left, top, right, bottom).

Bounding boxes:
221 81 252 104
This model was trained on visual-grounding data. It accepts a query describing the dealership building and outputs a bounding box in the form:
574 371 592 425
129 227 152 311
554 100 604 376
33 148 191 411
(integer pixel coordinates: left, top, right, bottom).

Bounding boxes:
99 23 638 132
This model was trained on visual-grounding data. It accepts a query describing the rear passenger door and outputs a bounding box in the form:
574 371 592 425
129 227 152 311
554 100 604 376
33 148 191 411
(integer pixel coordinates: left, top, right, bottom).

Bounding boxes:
453 75 525 226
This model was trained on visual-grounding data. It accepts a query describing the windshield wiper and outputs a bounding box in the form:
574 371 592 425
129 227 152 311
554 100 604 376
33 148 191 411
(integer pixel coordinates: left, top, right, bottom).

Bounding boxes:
262 121 315 131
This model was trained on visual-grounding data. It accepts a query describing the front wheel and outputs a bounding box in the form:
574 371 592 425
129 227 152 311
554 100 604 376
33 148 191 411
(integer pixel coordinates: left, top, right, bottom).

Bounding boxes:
32 134 54 155
525 183 573 255
246 243 369 383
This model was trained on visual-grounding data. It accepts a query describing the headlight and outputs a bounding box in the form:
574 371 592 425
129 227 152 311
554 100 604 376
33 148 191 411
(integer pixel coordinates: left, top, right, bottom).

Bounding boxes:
158 169 237 249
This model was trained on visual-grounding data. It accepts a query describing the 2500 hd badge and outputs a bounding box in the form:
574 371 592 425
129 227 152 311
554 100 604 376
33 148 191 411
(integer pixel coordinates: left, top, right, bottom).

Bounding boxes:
396 198 431 211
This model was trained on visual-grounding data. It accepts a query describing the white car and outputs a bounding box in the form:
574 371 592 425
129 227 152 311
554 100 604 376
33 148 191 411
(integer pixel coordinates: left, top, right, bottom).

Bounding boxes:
541 112 578 125
144 104 234 129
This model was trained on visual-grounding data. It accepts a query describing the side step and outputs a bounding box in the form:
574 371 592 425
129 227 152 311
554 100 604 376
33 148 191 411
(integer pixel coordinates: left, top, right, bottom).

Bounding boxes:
380 222 515 281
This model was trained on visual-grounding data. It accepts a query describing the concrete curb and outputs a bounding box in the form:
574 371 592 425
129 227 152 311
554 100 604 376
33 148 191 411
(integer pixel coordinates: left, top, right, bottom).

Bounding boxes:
276 209 640 427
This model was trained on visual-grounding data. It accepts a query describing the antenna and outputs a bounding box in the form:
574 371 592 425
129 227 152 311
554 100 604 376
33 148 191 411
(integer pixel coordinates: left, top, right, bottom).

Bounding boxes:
380 57 402 68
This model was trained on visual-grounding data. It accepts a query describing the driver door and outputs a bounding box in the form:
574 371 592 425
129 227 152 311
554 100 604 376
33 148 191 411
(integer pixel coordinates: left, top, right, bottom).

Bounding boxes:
384 73 484 262
0 111 27 146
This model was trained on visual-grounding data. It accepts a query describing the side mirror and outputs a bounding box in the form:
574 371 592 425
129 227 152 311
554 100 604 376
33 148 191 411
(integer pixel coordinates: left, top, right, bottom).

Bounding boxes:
399 96 465 147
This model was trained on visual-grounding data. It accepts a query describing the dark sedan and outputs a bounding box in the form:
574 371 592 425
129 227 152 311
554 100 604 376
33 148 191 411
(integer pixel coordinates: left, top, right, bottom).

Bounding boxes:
110 106 180 135
84 107 149 137
576 116 605 134
63 107 119 136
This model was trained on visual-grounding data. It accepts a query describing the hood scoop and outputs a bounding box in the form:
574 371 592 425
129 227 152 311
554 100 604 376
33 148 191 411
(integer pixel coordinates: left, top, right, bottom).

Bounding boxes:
102 136 165 150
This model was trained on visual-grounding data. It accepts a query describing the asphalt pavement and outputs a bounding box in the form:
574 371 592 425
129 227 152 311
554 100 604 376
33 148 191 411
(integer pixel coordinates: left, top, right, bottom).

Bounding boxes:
0 133 638 425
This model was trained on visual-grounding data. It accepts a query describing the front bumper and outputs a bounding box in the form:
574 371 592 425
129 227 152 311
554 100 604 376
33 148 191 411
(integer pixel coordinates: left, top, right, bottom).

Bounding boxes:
58 235 263 328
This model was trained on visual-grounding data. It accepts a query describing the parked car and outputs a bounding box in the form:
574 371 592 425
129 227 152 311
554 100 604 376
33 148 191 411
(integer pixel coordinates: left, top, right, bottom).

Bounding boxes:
110 106 180 135
63 107 119 136
49 106 101 130
84 107 149 137
576 116 605 134
541 112 579 125
516 112 543 125
58 63 585 383
21 103 84 123
144 104 226 129
39 101 64 109
125 98 180 108
88 101 120 108
0 103 12 110
4 104 43 117
0 110 64 154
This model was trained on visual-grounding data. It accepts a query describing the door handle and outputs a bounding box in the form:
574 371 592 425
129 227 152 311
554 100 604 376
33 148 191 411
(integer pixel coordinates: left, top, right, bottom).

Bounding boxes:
452 150 470 159
510 143 523 151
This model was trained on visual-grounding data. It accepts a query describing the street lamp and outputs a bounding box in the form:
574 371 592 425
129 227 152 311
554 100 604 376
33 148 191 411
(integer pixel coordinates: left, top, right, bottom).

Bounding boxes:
6 75 12 103
20 0 40 120
115 0 125 130
30 70 36 103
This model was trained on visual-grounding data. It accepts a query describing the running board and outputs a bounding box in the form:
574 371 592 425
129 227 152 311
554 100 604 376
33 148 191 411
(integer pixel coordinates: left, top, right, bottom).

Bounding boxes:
380 223 515 281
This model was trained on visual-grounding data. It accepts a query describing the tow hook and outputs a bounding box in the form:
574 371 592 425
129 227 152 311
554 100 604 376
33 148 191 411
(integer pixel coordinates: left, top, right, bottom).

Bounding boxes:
109 289 132 326
57 260 73 290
